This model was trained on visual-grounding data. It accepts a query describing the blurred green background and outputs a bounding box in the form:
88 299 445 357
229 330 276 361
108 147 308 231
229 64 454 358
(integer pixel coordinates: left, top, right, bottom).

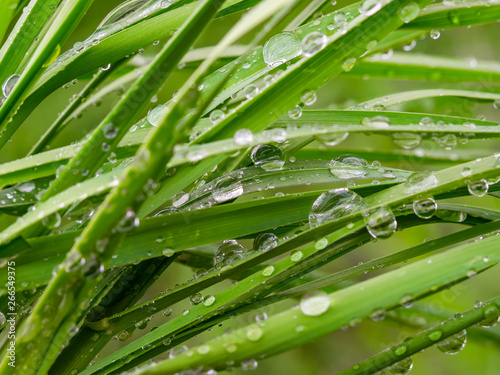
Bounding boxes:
2 1 500 374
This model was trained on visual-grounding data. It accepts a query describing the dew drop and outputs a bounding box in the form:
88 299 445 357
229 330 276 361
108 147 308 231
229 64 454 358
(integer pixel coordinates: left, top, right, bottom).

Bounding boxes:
437 329 467 355
250 145 285 171
42 212 62 229
263 31 302 67
147 104 167 127
392 133 421 149
212 176 244 203
301 89 317 106
467 179 488 197
214 240 245 269
363 205 397 239
253 233 278 252
209 109 225 124
398 2 420 23
2 74 20 97
387 357 413 375
413 198 437 219
233 129 254 145
301 32 328 57
309 188 365 228
300 291 330 316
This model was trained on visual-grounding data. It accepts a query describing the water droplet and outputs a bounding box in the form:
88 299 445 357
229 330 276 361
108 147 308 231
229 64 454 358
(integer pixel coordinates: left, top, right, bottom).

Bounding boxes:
290 250 303 262
209 109 225 124
300 290 330 316
478 304 500 328
342 58 356 71
370 308 386 322
204 295 215 306
362 115 391 129
261 265 274 277
413 198 437 219
437 329 467 355
263 31 302 67
246 326 263 341
243 84 259 99
241 358 258 371
434 134 457 150
387 357 413 375
430 30 441 39
330 155 368 179
405 171 438 194
147 104 167 127
301 90 317 106
253 233 278 252
189 293 204 305
467 179 488 197
363 206 397 239
2 74 20 97
82 253 104 279
428 330 443 341
42 212 61 229
16 181 36 193
301 32 327 57
116 209 139 232
250 145 285 171
315 237 328 250
359 0 382 16
234 129 254 145
214 240 245 269
315 132 349 147
212 176 244 203
393 133 421 149
288 105 303 119
398 2 420 23
309 188 365 228
102 123 118 139
172 191 189 207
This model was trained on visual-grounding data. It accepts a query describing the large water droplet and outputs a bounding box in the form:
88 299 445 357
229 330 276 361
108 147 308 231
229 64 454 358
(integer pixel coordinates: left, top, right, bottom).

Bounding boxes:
251 145 285 171
263 31 302 67
398 2 420 23
253 233 278 252
2 74 20 97
214 240 245 269
42 212 62 229
387 357 413 375
315 132 349 147
405 171 438 194
467 179 488 197
437 329 467 355
330 155 368 179
478 304 500 328
363 205 397 239
234 129 254 145
413 197 437 219
309 188 366 228
300 290 330 316
392 133 421 149
147 104 167 127
241 358 258 371
116 209 139 232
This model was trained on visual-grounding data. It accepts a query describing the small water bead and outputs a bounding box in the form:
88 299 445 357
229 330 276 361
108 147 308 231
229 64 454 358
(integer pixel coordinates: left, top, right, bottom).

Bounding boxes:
342 58 356 71
315 132 349 147
233 129 254 145
214 240 245 269
288 105 302 119
204 295 215 306
398 2 420 23
467 179 488 197
413 198 437 219
362 115 391 129
262 31 302 67
116 209 139 232
189 293 204 305
172 191 189 207
301 89 317 106
261 265 274 277
359 0 382 16
428 330 443 341
437 329 467 355
478 304 500 328
315 237 328 250
2 74 20 97
300 290 330 316
434 134 457 150
42 212 62 229
246 326 263 341
363 206 397 239
250 144 285 171
393 345 407 356
330 155 368 179
461 166 472 177
209 109 225 124
392 133 421 149
162 308 172 317
243 84 259 99
405 171 438 194
253 232 278 252
387 357 413 375
241 358 258 371
309 188 366 228
430 29 441 39
212 176 244 203
147 104 167 127
102 123 118 139
290 250 303 262
301 32 328 57
370 308 386 322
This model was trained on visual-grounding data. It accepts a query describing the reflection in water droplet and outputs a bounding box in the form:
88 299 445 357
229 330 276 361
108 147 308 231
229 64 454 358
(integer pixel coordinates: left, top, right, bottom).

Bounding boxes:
300 290 330 316
263 31 302 67
363 206 397 239
437 329 467 355
309 188 366 228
